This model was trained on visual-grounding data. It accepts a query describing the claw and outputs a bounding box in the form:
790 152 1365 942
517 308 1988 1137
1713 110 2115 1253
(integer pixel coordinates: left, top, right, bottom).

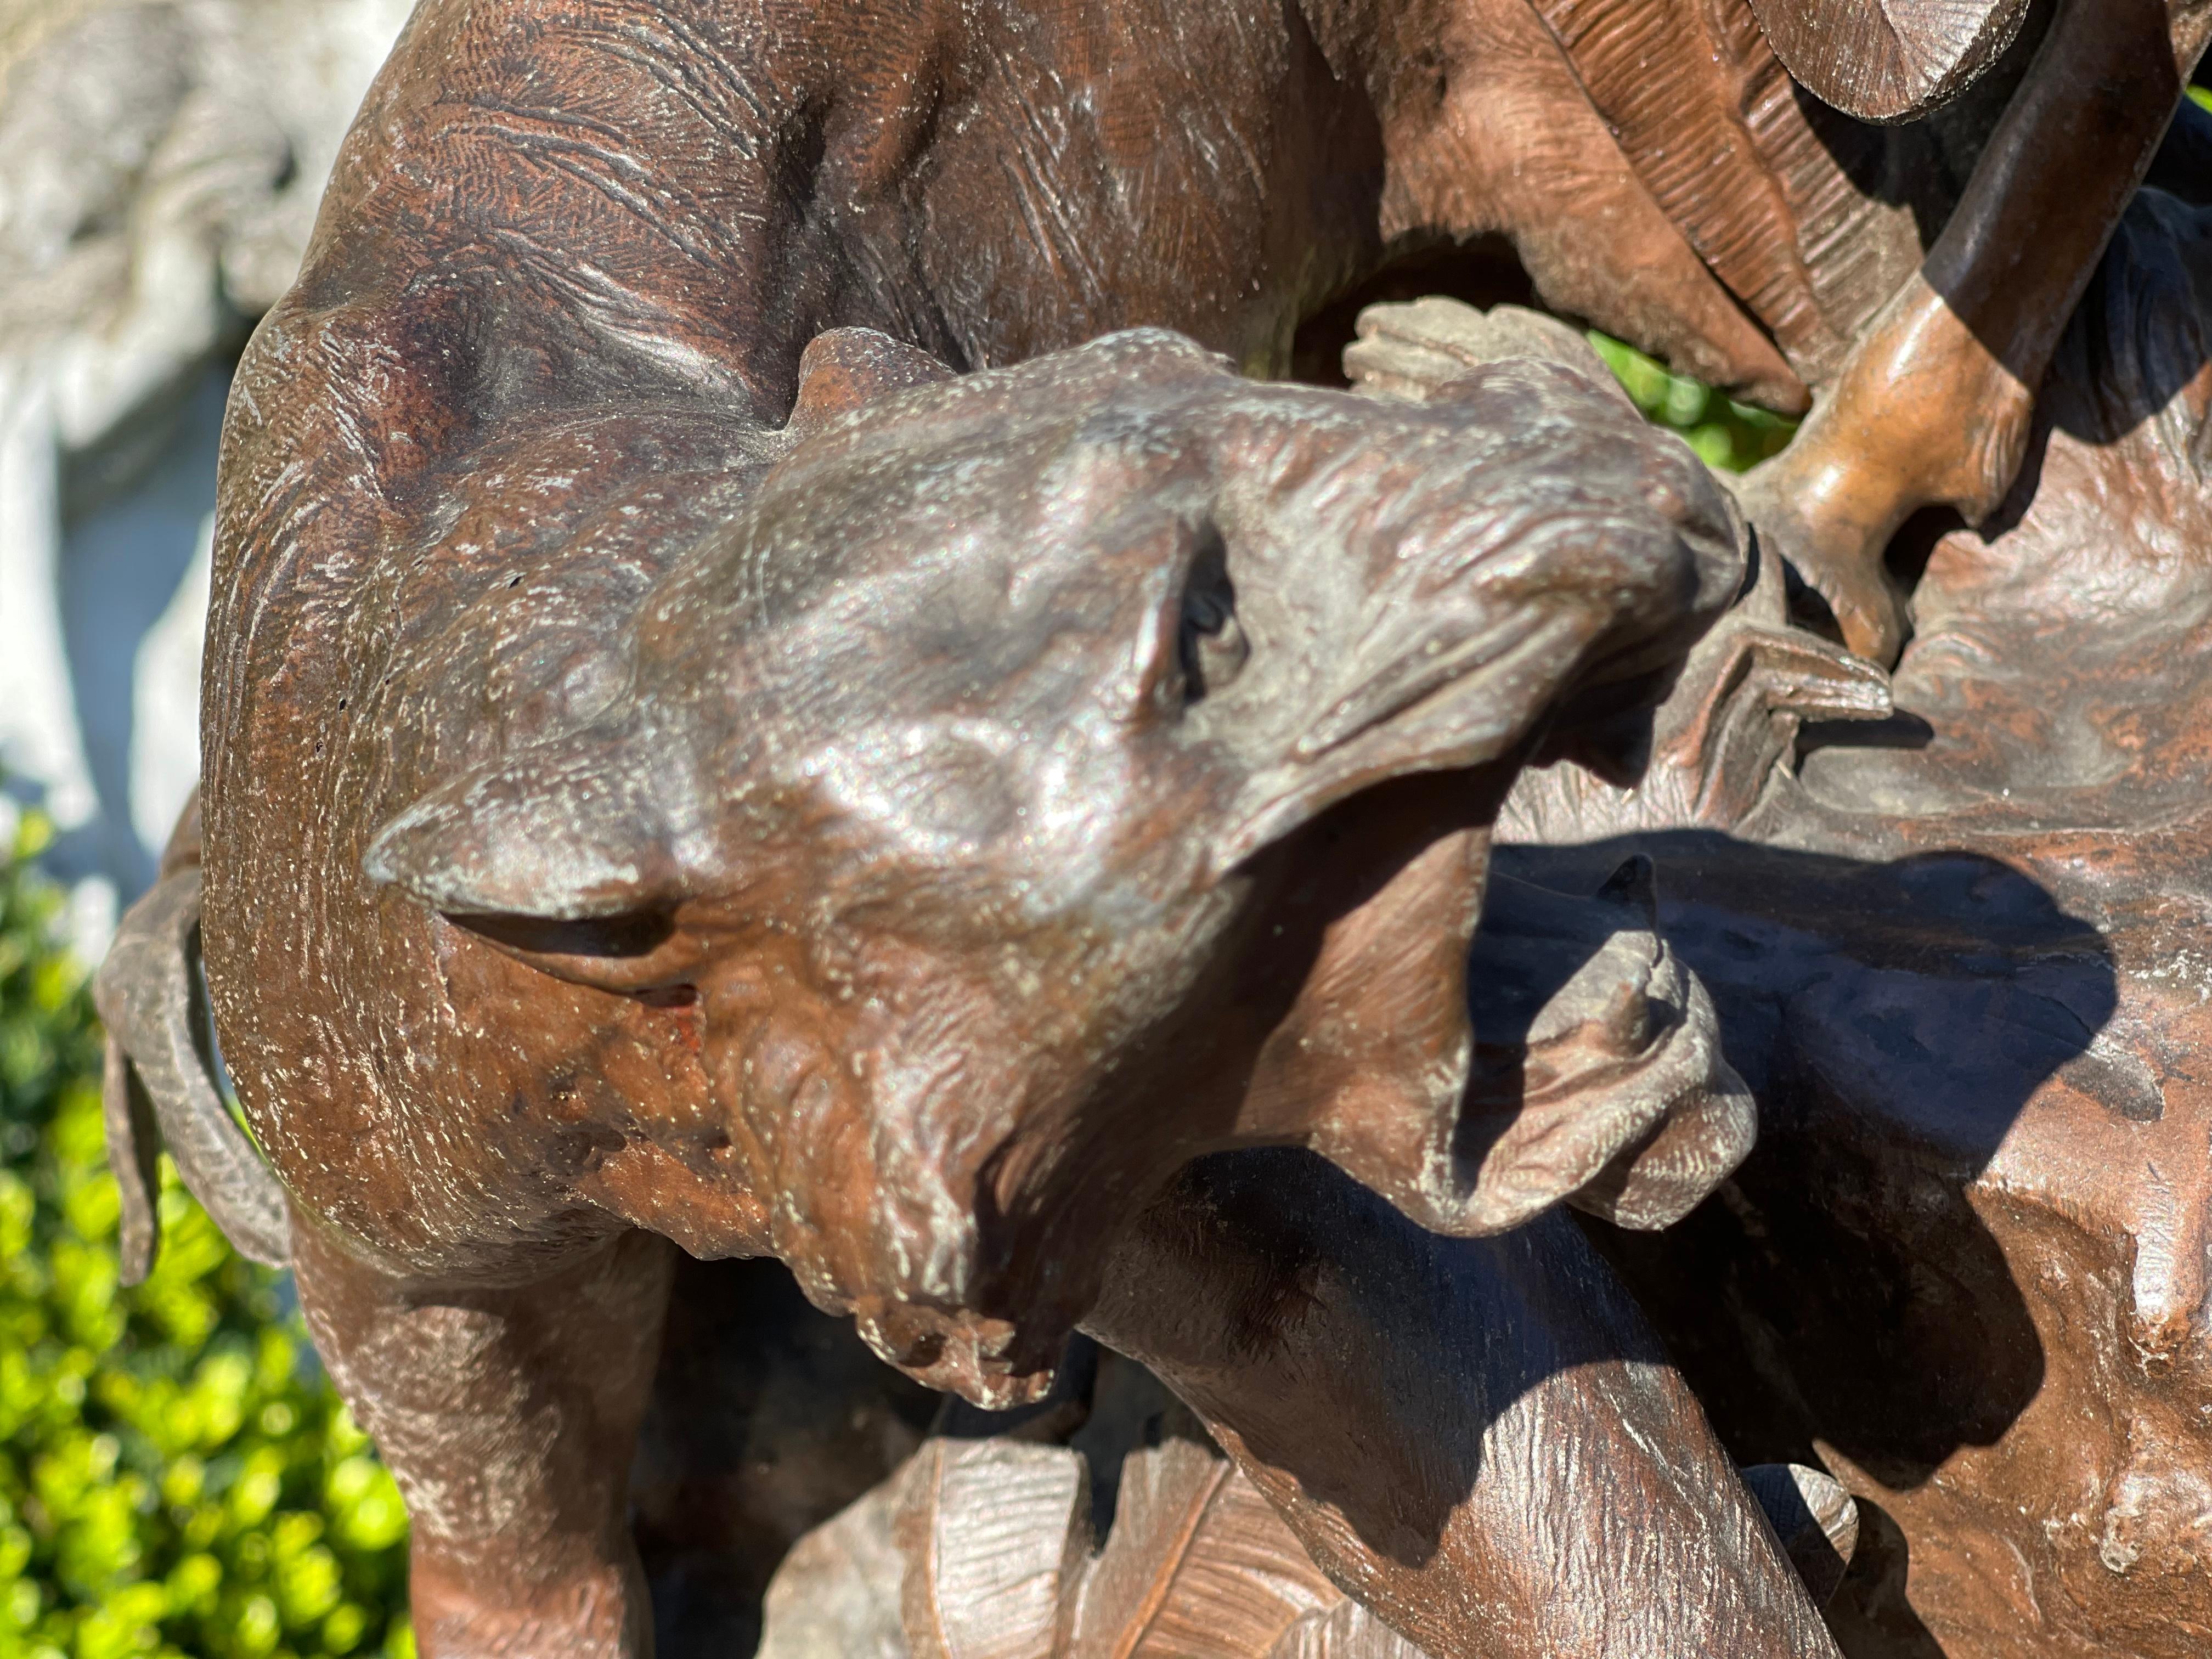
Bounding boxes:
1344 296 1628 405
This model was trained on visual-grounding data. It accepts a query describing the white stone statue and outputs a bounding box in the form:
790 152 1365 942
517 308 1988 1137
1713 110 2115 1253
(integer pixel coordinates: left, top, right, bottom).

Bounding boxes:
0 0 409 951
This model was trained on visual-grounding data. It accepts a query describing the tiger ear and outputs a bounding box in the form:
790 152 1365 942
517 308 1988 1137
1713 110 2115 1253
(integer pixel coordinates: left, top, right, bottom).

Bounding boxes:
786 328 956 441
363 714 690 923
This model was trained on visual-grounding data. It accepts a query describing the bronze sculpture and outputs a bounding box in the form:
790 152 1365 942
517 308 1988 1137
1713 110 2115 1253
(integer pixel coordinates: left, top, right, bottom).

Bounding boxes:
89 0 2212 1652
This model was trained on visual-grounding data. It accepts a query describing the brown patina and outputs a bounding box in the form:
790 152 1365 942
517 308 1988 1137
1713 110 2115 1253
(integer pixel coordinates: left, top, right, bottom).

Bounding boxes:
90 0 2212 1653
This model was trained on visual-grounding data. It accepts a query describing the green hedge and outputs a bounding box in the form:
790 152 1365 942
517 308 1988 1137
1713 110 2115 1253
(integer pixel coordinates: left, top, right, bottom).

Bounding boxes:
0 815 411 1659
1588 331 1798 473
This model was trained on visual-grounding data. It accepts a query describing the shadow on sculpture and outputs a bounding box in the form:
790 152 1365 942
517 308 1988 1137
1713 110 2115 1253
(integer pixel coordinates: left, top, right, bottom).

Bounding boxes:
1820 1498 1948 1659
1493 837 2100 1448
631 1254 940 1657
1480 837 2113 1656
610 822 2111 1655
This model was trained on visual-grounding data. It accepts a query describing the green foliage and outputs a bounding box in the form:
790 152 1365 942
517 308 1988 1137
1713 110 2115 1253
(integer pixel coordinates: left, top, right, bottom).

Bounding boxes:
1587 331 1799 472
0 815 411 1659
1596 92 2212 463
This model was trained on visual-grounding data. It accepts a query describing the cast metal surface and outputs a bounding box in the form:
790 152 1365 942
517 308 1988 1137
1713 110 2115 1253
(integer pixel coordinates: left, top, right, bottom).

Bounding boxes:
90 0 2212 1653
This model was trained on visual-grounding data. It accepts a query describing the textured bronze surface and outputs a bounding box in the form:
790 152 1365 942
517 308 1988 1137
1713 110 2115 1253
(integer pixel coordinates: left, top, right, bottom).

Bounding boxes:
1737 0 2210 662
166 2 1799 1643
91 0 2212 1652
1518 189 2212 1656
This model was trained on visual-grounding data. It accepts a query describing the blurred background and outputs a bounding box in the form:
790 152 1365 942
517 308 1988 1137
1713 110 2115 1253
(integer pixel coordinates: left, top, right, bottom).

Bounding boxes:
11 1 2097 1654
2 5 422 1655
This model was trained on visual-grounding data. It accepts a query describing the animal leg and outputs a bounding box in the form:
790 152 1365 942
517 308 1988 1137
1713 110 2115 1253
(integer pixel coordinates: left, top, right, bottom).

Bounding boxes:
1087 1152 1843 1658
1737 0 2210 663
289 1222 676 1659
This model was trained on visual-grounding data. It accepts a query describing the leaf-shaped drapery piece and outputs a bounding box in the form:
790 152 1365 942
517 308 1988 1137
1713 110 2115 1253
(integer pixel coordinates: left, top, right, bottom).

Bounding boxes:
756 1431 1440 1658
1265 1601 1431 1659
896 1439 1093 1659
1064 1436 1344 1657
